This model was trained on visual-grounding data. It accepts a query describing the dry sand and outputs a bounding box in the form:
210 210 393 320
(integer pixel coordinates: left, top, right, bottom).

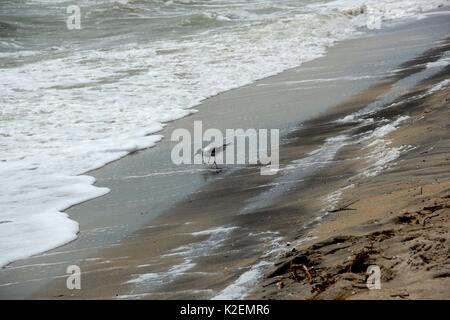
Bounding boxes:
252 62 450 300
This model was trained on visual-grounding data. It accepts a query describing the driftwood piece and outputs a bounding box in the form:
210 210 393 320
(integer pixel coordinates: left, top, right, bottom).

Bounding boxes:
422 213 440 226
327 199 359 213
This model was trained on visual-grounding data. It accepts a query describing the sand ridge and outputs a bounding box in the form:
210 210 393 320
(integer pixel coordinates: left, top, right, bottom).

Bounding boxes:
253 64 450 300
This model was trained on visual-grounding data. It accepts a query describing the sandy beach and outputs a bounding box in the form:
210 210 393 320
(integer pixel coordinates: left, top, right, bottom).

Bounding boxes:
1 7 449 300
253 52 450 300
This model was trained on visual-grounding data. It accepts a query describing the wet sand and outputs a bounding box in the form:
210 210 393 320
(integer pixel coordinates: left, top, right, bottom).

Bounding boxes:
1 10 449 299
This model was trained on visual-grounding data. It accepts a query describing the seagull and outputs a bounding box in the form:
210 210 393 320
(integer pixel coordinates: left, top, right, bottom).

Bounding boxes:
197 141 231 169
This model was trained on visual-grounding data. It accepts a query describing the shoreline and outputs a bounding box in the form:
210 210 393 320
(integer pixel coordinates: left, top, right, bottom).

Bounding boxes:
1 11 449 299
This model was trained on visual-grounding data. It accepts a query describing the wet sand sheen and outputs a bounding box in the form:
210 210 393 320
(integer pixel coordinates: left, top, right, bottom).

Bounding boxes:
1 10 449 299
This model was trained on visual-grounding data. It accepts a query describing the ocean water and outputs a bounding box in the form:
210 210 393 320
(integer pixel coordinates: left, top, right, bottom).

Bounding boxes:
0 0 448 267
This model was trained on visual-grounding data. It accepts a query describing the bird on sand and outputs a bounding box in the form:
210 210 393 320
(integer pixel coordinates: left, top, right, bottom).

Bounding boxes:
197 141 231 169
